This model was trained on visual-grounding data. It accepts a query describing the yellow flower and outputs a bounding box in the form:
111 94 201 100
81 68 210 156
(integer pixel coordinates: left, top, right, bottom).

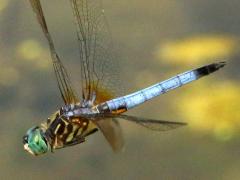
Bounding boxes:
18 40 43 61
0 0 9 12
17 39 51 69
156 34 238 65
177 81 240 141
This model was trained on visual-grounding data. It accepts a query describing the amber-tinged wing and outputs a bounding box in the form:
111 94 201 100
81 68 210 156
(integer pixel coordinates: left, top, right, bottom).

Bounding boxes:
94 118 124 152
70 0 121 103
29 0 78 104
70 0 124 152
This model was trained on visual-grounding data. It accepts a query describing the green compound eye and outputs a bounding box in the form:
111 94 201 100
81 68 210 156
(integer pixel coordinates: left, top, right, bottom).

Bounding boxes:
24 127 48 156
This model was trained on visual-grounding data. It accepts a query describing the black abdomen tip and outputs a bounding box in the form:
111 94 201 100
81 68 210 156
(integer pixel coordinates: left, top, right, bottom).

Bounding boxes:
214 61 226 69
196 61 226 77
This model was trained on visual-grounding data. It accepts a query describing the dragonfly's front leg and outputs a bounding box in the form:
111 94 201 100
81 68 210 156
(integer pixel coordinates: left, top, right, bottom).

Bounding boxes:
63 137 85 147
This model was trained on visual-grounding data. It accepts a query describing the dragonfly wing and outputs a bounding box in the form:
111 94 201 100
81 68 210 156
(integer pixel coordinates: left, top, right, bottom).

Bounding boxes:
70 0 122 103
29 0 78 104
90 114 187 131
116 114 187 131
95 118 124 152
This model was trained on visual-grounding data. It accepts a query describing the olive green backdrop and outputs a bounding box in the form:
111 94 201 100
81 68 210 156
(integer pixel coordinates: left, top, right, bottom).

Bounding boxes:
0 0 240 179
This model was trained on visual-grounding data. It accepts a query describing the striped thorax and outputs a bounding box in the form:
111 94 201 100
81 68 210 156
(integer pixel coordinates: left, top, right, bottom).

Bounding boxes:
23 104 99 156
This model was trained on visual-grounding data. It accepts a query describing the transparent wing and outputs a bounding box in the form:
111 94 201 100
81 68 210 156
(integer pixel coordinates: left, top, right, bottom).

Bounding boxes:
70 0 121 103
29 0 78 104
94 118 124 152
88 114 186 152
87 114 187 131
117 115 187 131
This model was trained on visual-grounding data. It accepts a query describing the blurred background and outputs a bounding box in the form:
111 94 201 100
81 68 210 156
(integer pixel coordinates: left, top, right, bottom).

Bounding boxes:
1 0 240 179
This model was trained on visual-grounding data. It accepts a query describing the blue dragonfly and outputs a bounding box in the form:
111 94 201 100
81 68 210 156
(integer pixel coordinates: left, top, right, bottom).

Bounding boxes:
23 0 225 156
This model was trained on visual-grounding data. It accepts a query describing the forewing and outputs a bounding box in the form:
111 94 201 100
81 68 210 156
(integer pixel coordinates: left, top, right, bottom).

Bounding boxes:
70 0 122 103
94 118 124 152
29 0 79 104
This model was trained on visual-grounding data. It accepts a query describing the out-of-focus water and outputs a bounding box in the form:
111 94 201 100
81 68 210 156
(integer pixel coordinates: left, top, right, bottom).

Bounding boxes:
0 0 240 179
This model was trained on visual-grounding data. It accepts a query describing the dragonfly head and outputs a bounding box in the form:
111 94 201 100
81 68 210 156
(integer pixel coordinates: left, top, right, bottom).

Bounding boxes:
23 126 49 156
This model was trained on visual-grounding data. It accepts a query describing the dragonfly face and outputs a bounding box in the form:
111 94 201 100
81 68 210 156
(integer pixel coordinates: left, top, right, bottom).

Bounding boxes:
23 126 49 156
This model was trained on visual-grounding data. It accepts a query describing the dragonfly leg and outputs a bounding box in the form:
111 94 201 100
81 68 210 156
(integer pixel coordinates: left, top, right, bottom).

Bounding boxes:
63 137 85 147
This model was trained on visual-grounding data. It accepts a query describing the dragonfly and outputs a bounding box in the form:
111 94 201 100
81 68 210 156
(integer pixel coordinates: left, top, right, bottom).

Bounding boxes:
23 0 226 156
